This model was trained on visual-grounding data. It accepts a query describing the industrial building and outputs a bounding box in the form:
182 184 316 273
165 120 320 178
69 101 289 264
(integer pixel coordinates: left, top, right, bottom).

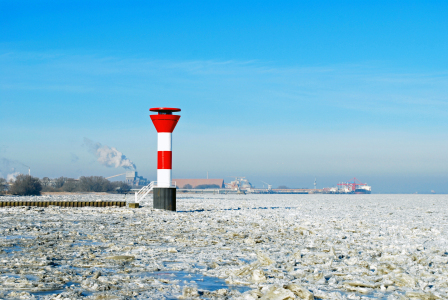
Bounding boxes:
125 171 149 187
173 179 224 189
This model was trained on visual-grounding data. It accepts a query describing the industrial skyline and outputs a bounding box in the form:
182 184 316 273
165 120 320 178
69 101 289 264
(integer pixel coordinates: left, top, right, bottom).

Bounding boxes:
1 1 448 193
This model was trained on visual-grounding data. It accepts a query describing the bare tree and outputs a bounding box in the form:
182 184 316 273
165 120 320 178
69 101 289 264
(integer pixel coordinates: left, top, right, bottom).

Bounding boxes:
10 175 42 196
40 177 51 187
62 180 79 192
78 176 112 192
0 178 7 194
54 177 67 188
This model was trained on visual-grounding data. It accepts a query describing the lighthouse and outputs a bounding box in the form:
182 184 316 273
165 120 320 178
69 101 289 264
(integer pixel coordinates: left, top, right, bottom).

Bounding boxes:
149 107 181 211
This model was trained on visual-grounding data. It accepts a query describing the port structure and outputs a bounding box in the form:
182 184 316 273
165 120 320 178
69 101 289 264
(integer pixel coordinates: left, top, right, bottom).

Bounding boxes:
261 181 272 191
337 177 371 194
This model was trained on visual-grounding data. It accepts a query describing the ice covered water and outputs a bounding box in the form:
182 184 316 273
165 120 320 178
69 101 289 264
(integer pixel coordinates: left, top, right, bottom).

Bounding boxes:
0 194 447 299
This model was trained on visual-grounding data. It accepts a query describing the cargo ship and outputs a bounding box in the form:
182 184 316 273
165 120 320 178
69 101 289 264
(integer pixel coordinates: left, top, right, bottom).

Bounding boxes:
338 177 372 194
354 185 372 194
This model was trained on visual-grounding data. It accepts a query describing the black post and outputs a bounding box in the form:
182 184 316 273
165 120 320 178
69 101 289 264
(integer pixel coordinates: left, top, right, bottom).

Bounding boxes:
153 187 176 211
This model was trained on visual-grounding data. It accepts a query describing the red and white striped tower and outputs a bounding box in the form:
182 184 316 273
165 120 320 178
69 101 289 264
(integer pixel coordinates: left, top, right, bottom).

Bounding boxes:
150 107 181 187
149 107 181 211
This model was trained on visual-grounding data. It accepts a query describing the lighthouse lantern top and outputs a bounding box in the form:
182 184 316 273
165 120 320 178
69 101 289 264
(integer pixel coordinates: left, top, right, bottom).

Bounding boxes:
150 107 181 115
149 107 181 133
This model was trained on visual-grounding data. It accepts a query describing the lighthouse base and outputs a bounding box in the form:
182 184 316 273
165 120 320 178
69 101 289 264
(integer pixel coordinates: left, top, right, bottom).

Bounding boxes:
153 187 176 211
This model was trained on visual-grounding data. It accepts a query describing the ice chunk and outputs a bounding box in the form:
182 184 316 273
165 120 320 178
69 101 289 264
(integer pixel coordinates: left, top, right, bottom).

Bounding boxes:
251 269 267 283
260 285 296 300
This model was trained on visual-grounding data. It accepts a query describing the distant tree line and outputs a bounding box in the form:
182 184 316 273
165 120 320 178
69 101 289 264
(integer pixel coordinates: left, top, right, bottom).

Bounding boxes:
0 177 8 195
0 175 131 196
41 176 130 194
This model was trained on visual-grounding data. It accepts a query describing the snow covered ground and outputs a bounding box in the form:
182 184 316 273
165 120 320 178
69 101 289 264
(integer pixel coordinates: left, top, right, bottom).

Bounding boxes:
0 194 447 299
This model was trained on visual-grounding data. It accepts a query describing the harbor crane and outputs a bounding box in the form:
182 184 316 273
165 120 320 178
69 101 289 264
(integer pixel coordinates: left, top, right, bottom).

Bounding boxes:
337 177 367 192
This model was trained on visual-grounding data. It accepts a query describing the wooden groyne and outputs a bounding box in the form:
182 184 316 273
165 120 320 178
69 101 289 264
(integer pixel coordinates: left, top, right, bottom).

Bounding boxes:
0 201 127 208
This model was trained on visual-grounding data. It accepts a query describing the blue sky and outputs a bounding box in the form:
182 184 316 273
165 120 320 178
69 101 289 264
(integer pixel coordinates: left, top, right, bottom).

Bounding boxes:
1 1 448 193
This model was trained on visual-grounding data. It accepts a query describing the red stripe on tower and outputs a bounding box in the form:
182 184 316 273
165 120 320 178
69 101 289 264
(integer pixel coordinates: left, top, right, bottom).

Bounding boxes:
157 151 172 169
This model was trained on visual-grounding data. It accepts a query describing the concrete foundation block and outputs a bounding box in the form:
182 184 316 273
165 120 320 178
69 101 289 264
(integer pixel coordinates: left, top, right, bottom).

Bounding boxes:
153 187 176 211
129 203 139 208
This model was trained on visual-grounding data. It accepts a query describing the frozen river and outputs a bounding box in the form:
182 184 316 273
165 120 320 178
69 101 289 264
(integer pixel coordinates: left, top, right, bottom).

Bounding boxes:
0 194 447 299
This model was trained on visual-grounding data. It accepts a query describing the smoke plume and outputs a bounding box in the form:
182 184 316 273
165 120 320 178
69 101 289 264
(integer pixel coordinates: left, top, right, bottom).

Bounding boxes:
83 138 136 170
7 172 20 182
0 158 28 180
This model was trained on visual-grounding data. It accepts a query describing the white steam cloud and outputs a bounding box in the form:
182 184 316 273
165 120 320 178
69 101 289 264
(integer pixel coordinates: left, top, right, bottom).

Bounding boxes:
83 138 136 170
7 172 20 182
0 158 28 181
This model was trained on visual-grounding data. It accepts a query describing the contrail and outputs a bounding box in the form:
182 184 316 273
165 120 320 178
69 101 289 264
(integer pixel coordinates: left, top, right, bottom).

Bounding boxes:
83 138 136 170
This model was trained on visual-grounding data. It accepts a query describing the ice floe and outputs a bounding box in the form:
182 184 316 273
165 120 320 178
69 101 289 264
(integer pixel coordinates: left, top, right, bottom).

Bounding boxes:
0 194 447 299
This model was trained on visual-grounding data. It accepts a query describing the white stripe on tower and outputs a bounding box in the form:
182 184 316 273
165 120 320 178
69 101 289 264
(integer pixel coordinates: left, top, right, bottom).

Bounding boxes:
157 132 172 187
158 133 172 151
